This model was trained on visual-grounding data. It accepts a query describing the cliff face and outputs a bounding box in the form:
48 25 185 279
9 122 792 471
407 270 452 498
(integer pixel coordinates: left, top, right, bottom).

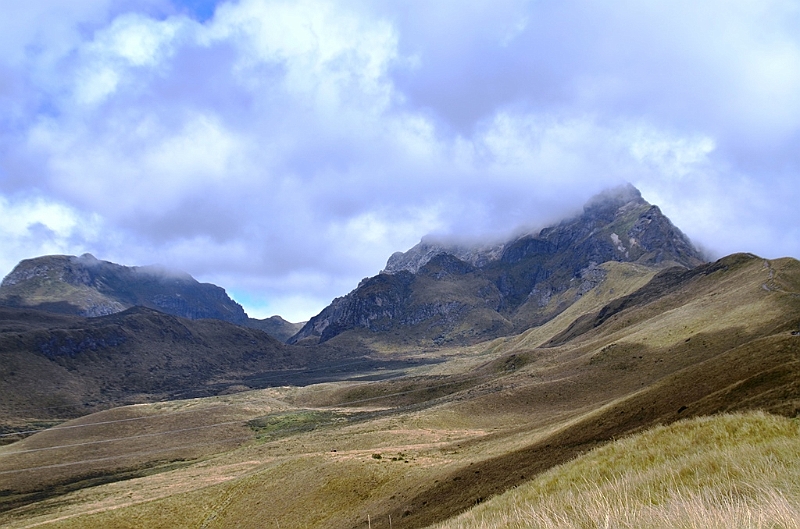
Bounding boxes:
0 254 248 324
290 185 706 345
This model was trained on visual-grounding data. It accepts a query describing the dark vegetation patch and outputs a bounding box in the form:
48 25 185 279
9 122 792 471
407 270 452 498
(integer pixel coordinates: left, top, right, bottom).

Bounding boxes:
0 459 194 514
0 306 413 424
247 410 346 440
330 374 487 409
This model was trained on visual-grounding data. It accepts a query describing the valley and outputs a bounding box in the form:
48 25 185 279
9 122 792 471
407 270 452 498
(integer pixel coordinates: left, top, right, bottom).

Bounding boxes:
0 250 798 528
0 186 800 529
4 0 799 525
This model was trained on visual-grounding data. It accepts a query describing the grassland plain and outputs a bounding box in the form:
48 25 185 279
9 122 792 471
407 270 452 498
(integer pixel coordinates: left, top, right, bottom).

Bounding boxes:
0 253 797 528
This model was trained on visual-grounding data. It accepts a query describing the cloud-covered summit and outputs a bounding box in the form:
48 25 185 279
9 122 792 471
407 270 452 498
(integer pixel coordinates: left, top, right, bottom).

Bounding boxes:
0 0 798 320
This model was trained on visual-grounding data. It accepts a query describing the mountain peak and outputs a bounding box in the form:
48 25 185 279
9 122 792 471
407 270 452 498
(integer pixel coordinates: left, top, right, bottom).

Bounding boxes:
583 183 644 212
0 255 247 323
384 184 672 276
290 185 705 345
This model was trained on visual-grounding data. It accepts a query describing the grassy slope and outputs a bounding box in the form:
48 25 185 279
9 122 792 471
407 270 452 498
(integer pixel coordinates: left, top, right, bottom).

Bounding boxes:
367 254 799 528
431 412 800 529
0 254 797 528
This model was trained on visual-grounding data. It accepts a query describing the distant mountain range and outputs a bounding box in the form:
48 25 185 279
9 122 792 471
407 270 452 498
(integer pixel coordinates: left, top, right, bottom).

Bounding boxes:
0 253 247 321
245 315 305 342
289 184 705 345
0 185 705 348
0 254 302 342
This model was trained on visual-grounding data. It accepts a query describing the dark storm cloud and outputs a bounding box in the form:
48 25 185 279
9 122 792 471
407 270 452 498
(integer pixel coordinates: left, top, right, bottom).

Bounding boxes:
0 0 798 320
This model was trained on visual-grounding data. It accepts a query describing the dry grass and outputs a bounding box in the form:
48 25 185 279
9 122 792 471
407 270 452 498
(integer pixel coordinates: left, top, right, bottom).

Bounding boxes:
504 261 659 351
431 412 800 529
0 255 797 529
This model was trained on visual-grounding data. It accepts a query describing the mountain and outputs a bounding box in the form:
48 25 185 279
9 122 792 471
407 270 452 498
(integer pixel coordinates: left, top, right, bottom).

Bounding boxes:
245 315 306 342
1 251 796 528
0 305 378 432
289 184 705 345
6 183 798 529
0 253 249 324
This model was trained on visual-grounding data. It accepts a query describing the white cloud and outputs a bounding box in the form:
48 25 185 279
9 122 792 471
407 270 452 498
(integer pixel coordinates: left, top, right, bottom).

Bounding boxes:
0 196 79 238
0 1 111 66
0 195 104 277
206 0 398 111
628 128 716 181
74 13 190 105
98 13 181 67
0 0 799 320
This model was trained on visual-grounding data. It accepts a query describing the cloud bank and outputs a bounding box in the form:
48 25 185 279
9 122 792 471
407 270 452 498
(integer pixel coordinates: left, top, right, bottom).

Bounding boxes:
1 0 798 320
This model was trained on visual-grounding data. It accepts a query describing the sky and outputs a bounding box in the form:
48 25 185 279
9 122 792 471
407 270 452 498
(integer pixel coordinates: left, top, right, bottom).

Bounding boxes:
1 0 799 322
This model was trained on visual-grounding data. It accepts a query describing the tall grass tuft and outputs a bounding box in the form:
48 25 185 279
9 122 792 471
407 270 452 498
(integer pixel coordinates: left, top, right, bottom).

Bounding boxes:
432 412 800 528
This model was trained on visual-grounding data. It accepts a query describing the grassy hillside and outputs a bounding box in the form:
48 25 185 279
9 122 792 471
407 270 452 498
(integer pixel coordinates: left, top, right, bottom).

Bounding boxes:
431 412 800 529
0 254 797 528
0 306 391 438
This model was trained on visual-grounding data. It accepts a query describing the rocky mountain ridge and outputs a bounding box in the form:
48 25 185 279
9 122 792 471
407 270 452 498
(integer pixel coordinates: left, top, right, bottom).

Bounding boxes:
383 238 506 274
0 254 307 342
290 184 705 345
0 254 249 324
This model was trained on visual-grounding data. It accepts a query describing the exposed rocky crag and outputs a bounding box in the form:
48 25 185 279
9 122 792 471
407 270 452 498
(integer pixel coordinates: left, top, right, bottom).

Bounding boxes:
0 254 248 324
290 184 706 345
383 239 506 274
